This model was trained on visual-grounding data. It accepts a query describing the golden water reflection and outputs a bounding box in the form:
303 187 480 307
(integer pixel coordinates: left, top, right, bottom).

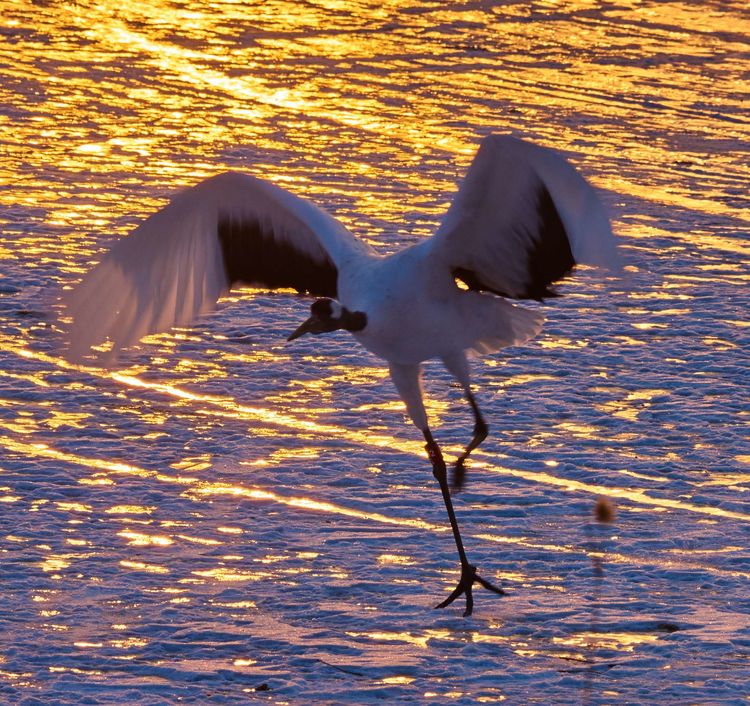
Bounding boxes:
2 1 749 697
10 429 750 590
553 631 661 653
119 560 169 574
347 624 669 665
2 0 748 240
3 345 750 529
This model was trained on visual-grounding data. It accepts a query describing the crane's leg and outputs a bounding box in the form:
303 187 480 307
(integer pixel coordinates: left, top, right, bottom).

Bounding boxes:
424 429 505 616
389 363 504 616
441 354 489 491
452 390 488 492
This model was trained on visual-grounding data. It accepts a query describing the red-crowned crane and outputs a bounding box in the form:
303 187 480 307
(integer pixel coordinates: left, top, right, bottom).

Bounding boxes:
61 135 621 616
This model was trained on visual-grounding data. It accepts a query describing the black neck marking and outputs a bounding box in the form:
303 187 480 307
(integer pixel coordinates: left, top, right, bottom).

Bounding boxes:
341 308 367 332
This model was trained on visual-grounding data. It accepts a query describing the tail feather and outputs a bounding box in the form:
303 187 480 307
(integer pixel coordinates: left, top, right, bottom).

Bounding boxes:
459 292 544 357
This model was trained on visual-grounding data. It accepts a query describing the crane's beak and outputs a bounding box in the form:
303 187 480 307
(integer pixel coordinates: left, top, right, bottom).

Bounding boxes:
287 315 323 342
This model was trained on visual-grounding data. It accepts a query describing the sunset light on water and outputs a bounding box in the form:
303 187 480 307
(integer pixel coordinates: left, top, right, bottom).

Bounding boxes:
1 1 749 702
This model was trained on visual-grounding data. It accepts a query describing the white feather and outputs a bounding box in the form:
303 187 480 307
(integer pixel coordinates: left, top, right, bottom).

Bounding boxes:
427 134 621 298
59 136 619 434
61 172 370 359
58 136 623 615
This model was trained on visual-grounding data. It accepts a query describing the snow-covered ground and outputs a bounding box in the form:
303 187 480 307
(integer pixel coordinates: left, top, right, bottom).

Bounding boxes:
1 1 749 703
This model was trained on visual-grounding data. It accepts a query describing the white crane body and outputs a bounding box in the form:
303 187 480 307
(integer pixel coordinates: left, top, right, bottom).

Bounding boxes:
59 135 621 616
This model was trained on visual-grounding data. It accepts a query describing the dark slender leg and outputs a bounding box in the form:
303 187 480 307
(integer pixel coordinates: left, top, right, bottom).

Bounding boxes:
452 391 489 492
424 429 505 617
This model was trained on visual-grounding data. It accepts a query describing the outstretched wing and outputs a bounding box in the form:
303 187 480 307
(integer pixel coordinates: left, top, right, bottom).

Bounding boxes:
427 135 621 299
61 172 372 360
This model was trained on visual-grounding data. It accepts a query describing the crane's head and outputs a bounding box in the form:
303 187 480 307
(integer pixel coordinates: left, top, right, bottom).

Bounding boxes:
287 298 366 341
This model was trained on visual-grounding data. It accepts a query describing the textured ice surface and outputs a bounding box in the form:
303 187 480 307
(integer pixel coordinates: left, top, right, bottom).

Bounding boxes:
1 1 749 704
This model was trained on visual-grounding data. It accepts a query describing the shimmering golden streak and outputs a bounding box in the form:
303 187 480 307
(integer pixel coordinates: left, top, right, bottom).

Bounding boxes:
120 560 169 574
0 433 437 530
117 530 173 547
477 533 750 581
0 435 154 477
7 344 750 524
112 370 421 451
4 434 749 581
347 626 663 657
345 629 452 650
85 19 424 145
552 632 660 652
191 568 270 582
477 462 750 523
0 369 51 387
188 483 439 531
112 372 346 436
614 220 750 258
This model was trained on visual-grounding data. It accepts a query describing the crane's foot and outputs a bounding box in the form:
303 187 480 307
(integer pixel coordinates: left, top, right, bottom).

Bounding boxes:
435 562 506 617
451 459 467 493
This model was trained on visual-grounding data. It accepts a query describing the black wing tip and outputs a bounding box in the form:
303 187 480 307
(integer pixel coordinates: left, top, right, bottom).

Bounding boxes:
217 214 338 298
526 182 575 295
514 182 574 300
452 182 575 301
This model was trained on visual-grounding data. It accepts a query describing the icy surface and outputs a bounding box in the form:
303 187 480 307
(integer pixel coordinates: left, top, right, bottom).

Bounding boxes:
1 1 749 704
